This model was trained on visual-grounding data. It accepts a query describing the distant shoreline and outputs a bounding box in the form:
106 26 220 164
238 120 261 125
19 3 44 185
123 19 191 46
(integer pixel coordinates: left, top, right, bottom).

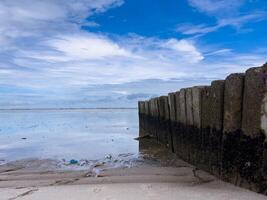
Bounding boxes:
0 107 137 111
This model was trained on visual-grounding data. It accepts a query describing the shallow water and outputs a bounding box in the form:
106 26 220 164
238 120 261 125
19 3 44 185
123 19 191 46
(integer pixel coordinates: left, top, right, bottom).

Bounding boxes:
0 109 139 165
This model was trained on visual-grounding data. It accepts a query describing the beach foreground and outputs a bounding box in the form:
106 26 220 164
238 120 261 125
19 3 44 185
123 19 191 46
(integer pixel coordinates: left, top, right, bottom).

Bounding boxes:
0 162 266 200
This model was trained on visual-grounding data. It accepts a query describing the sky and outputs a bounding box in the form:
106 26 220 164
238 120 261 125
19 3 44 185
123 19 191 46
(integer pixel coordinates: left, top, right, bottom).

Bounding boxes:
0 0 267 108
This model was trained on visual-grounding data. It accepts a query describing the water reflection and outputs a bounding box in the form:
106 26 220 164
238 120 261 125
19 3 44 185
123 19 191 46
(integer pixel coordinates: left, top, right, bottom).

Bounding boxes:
0 109 184 172
0 109 139 163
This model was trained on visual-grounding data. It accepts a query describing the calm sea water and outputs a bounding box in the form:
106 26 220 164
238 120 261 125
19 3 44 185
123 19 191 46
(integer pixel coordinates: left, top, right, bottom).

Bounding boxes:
0 109 139 164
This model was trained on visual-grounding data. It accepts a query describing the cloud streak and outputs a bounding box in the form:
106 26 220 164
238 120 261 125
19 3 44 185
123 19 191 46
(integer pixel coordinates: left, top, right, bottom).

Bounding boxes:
178 0 267 36
188 0 245 16
3 31 204 89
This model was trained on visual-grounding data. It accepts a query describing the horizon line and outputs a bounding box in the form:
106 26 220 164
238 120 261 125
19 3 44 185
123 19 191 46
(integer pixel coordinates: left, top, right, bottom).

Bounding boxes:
0 107 138 111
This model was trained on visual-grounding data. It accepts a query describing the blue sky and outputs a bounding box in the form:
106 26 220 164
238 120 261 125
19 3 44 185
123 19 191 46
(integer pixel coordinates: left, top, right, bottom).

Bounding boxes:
0 0 267 108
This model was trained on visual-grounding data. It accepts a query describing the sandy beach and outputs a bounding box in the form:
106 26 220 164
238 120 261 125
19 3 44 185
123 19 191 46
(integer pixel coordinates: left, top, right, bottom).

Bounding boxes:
0 110 266 199
0 158 266 200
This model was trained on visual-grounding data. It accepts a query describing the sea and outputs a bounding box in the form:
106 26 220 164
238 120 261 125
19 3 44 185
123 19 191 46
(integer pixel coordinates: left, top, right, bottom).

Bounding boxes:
0 108 179 171
0 109 140 165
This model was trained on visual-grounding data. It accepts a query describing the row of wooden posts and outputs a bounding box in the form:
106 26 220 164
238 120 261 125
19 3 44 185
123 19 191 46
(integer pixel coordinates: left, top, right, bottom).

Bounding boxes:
138 63 267 194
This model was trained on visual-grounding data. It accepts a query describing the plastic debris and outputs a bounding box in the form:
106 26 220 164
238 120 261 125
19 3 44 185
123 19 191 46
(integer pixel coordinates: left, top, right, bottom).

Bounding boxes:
69 159 78 165
105 154 112 160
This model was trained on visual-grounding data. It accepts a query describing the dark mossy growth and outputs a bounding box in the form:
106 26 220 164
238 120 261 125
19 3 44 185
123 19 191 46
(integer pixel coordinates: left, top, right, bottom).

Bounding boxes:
172 122 182 157
151 117 159 138
179 123 189 161
139 114 159 138
221 130 242 183
187 125 196 164
171 122 177 153
209 129 223 176
263 142 267 177
200 127 211 171
238 133 265 192
171 122 186 160
139 114 146 136
222 130 266 193
170 121 178 153
149 116 160 140
262 142 267 194
193 127 202 166
156 119 168 146
185 125 194 163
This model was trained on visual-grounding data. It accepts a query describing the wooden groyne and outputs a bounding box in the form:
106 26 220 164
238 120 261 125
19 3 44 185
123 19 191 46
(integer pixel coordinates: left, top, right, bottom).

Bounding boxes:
138 62 267 194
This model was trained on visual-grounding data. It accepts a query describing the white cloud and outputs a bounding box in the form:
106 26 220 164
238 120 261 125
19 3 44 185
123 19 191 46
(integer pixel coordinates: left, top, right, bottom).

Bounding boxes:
0 0 123 48
20 34 134 61
205 49 232 56
6 32 204 88
113 91 130 95
218 11 267 28
188 0 244 16
176 24 220 35
3 30 265 93
181 0 267 36
48 34 132 60
162 39 204 63
0 0 124 23
0 69 12 75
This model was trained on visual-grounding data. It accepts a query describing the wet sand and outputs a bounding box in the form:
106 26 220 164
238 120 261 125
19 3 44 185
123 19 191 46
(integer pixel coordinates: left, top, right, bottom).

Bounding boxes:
0 162 266 200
